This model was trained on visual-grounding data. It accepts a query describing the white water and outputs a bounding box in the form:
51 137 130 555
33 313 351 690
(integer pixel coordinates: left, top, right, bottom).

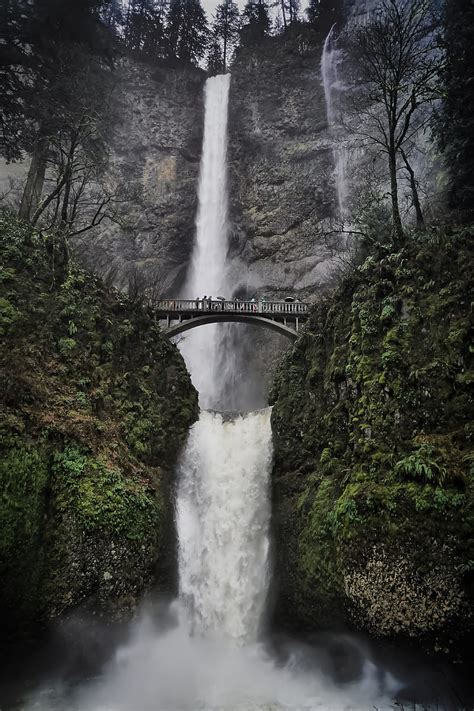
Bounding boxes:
177 409 272 641
321 26 350 220
179 73 234 409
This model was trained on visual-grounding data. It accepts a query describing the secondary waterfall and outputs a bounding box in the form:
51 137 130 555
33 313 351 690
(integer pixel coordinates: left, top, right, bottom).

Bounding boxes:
177 74 272 641
321 25 350 219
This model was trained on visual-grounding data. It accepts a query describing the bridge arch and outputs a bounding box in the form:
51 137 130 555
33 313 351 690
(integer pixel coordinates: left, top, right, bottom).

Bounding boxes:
165 313 298 340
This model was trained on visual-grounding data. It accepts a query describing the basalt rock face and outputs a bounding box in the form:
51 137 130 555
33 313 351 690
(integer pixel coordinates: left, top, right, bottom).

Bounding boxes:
227 33 339 301
270 228 474 660
77 57 206 295
0 215 198 640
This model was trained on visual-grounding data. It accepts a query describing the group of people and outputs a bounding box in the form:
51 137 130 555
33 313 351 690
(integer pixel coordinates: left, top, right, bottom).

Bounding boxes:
195 296 260 312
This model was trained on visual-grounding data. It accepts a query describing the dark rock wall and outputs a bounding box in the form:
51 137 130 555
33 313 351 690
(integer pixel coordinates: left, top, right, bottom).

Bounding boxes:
228 35 338 300
0 215 198 639
77 58 206 295
269 228 474 658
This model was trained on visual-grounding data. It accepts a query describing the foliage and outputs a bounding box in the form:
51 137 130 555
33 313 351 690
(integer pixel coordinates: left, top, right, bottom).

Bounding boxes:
437 0 474 220
52 447 163 542
241 0 272 44
270 226 474 654
0 213 198 637
210 0 240 71
351 0 441 243
167 0 209 63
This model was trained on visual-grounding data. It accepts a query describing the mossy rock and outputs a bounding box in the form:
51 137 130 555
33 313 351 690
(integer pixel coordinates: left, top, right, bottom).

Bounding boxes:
0 213 199 638
270 227 474 659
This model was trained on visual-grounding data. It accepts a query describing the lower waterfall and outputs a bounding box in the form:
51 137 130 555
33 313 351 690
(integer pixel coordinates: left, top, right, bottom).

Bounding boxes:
177 409 272 642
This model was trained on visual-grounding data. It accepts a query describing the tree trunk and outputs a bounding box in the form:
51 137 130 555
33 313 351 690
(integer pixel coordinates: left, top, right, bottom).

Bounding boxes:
18 137 48 222
401 148 425 230
281 0 287 29
388 143 404 245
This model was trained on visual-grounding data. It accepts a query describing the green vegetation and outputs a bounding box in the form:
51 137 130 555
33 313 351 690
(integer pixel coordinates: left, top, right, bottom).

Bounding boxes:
270 227 474 657
0 213 198 638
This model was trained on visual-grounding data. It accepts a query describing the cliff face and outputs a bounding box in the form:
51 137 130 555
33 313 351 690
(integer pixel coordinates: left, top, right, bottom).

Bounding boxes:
270 228 473 659
0 215 198 639
81 37 341 304
77 58 206 295
228 33 339 299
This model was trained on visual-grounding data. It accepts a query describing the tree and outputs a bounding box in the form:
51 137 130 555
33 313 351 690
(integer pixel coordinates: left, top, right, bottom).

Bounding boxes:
280 0 300 30
124 0 168 56
207 39 225 75
0 0 116 220
438 0 474 220
167 0 209 64
241 0 271 44
28 49 119 249
211 0 240 71
306 0 344 33
353 0 441 243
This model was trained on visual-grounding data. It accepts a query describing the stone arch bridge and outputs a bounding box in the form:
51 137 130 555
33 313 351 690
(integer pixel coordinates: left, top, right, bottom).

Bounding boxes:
156 299 309 340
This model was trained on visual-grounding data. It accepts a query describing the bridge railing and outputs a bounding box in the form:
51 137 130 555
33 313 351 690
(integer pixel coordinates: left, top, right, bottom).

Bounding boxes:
155 299 309 315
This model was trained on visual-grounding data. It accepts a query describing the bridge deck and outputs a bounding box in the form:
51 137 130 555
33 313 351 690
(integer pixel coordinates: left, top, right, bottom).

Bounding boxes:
155 298 309 319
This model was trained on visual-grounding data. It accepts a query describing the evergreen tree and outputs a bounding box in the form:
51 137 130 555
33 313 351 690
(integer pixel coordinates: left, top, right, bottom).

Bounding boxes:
241 0 271 44
211 0 240 71
124 0 167 56
207 39 224 75
306 0 343 32
0 0 115 218
280 0 300 29
167 0 209 64
439 0 474 219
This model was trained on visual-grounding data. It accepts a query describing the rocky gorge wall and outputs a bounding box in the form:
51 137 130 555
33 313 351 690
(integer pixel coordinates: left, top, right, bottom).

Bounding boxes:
0 214 198 640
76 57 206 296
78 35 342 304
269 228 473 659
227 32 340 300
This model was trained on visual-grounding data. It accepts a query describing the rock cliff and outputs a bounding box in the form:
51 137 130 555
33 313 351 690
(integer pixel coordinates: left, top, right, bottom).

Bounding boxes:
270 228 473 659
228 32 339 299
77 57 206 295
0 214 198 640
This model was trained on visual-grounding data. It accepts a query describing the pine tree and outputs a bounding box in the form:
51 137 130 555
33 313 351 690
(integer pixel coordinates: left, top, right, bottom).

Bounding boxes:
212 0 240 71
305 0 319 27
0 0 115 215
207 39 224 75
440 0 474 219
124 0 167 56
241 0 271 44
306 0 343 32
167 0 209 64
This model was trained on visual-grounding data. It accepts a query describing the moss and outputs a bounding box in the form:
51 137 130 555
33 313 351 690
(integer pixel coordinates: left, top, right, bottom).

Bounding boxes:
271 226 474 657
0 442 49 632
0 212 199 637
51 446 163 542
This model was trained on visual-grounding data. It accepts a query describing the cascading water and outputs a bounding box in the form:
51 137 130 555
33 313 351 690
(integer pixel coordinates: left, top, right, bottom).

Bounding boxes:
177 409 272 641
179 74 234 409
321 25 350 220
177 73 273 642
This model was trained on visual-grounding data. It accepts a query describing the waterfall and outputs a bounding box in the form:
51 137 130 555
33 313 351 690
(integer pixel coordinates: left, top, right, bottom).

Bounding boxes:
179 74 233 409
321 25 350 220
177 409 272 641
177 74 272 641
24 72 413 711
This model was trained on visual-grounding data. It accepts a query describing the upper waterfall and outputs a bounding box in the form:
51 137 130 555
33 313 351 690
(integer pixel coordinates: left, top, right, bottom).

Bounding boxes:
180 74 232 408
185 74 230 300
